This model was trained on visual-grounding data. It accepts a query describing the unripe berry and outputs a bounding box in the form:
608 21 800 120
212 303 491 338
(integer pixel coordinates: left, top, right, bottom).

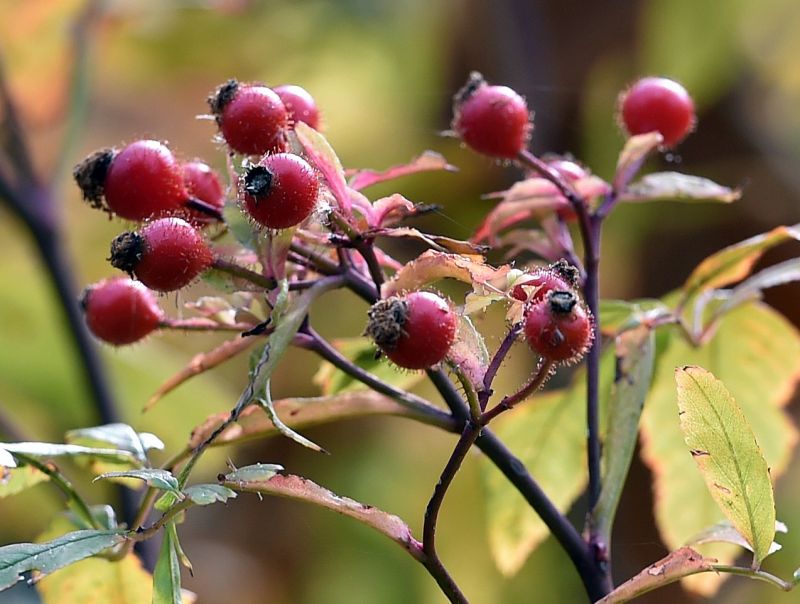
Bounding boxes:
82 277 163 346
524 290 593 364
241 153 319 229
209 79 289 155
619 77 695 148
366 292 457 370
452 72 531 159
74 140 187 220
274 84 321 130
510 260 580 303
109 217 213 292
182 161 225 224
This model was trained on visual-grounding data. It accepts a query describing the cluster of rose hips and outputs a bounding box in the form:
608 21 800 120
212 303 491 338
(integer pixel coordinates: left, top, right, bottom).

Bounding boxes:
76 71 695 376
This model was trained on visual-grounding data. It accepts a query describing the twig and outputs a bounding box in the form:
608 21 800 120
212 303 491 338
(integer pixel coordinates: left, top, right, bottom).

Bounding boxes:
479 323 523 410
211 256 277 290
480 359 554 424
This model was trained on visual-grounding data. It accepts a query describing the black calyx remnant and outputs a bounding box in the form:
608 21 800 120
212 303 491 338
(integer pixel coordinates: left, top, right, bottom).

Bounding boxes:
73 148 116 210
365 297 409 351
453 71 487 107
208 79 239 117
549 259 581 287
109 231 146 276
243 165 274 200
548 290 578 315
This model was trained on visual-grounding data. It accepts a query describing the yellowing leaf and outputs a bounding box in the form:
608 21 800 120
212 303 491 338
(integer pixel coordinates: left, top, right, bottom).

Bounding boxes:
640 302 800 595
0 465 48 498
675 366 775 565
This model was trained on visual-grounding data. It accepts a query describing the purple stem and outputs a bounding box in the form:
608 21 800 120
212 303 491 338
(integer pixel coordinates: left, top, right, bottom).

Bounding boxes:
479 323 523 410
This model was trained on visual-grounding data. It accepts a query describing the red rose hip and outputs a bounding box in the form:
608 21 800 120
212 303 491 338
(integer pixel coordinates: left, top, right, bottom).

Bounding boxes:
510 260 579 303
619 77 695 148
82 277 163 346
182 161 225 223
366 291 458 370
74 140 187 220
241 153 319 229
274 84 321 130
452 72 531 159
524 290 593 364
109 217 213 292
209 79 289 155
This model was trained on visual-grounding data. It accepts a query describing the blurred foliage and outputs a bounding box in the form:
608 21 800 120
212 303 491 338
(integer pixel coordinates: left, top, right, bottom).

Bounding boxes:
0 1 799 603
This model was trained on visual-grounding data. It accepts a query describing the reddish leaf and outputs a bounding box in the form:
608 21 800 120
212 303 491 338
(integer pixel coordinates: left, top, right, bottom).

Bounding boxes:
348 151 456 191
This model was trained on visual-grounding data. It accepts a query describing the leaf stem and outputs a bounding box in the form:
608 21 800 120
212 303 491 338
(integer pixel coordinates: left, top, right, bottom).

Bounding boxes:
211 256 277 290
480 359 555 424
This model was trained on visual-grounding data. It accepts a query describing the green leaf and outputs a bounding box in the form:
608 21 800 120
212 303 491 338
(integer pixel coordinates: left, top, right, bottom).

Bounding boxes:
312 337 426 395
223 463 284 483
640 302 800 595
0 529 125 591
94 469 180 494
686 520 787 558
480 350 615 575
256 381 326 453
622 172 740 204
0 466 47 498
152 523 182 604
714 257 800 319
598 299 670 336
613 132 663 191
0 448 16 468
0 442 139 466
675 366 776 566
183 484 237 506
681 223 800 301
66 423 163 463
593 327 655 543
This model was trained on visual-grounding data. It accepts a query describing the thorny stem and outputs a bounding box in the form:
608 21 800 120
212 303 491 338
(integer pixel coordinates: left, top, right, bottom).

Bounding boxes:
480 359 555 425
422 420 480 604
211 256 277 290
129 499 194 542
479 323 523 410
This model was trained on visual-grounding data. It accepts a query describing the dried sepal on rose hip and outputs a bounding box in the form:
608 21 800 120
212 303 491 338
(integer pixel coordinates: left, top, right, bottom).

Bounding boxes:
208 79 289 156
73 140 188 221
452 71 531 159
618 76 696 148
240 153 320 229
510 259 581 303
109 217 213 292
366 291 458 370
81 277 163 346
523 289 593 364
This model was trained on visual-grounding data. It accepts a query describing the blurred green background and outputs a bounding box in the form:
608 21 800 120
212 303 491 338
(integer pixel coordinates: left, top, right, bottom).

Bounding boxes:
0 0 799 602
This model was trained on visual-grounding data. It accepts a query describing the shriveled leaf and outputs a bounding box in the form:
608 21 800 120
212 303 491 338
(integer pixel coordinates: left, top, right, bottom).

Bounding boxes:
222 463 284 482
66 423 160 463
598 299 671 336
0 530 125 591
622 172 740 204
376 227 486 255
294 122 350 214
0 466 48 498
676 366 775 566
593 327 655 543
256 383 326 454
189 391 430 449
369 193 416 228
614 132 663 192
348 151 456 191
222 473 422 559
312 337 426 395
93 469 180 494
153 523 182 604
145 335 258 411
36 553 153 604
382 249 509 301
183 484 237 506
714 257 800 319
681 223 800 300
686 520 787 557
640 302 800 595
0 442 139 467
447 315 490 385
480 351 615 575
597 547 716 604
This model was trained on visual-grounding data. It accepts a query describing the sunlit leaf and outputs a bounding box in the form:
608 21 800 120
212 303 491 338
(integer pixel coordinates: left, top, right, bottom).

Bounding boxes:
640 302 800 595
222 473 421 558
592 327 655 543
0 466 47 499
65 423 161 463
681 223 800 301
480 351 615 575
676 366 776 565
621 172 740 203
93 469 180 494
0 448 17 468
294 122 350 214
714 257 800 319
686 520 787 558
613 132 663 191
312 338 426 395
183 484 237 507
0 529 125 591
598 299 671 336
152 523 182 604
0 442 139 467
348 151 456 191
447 315 490 386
